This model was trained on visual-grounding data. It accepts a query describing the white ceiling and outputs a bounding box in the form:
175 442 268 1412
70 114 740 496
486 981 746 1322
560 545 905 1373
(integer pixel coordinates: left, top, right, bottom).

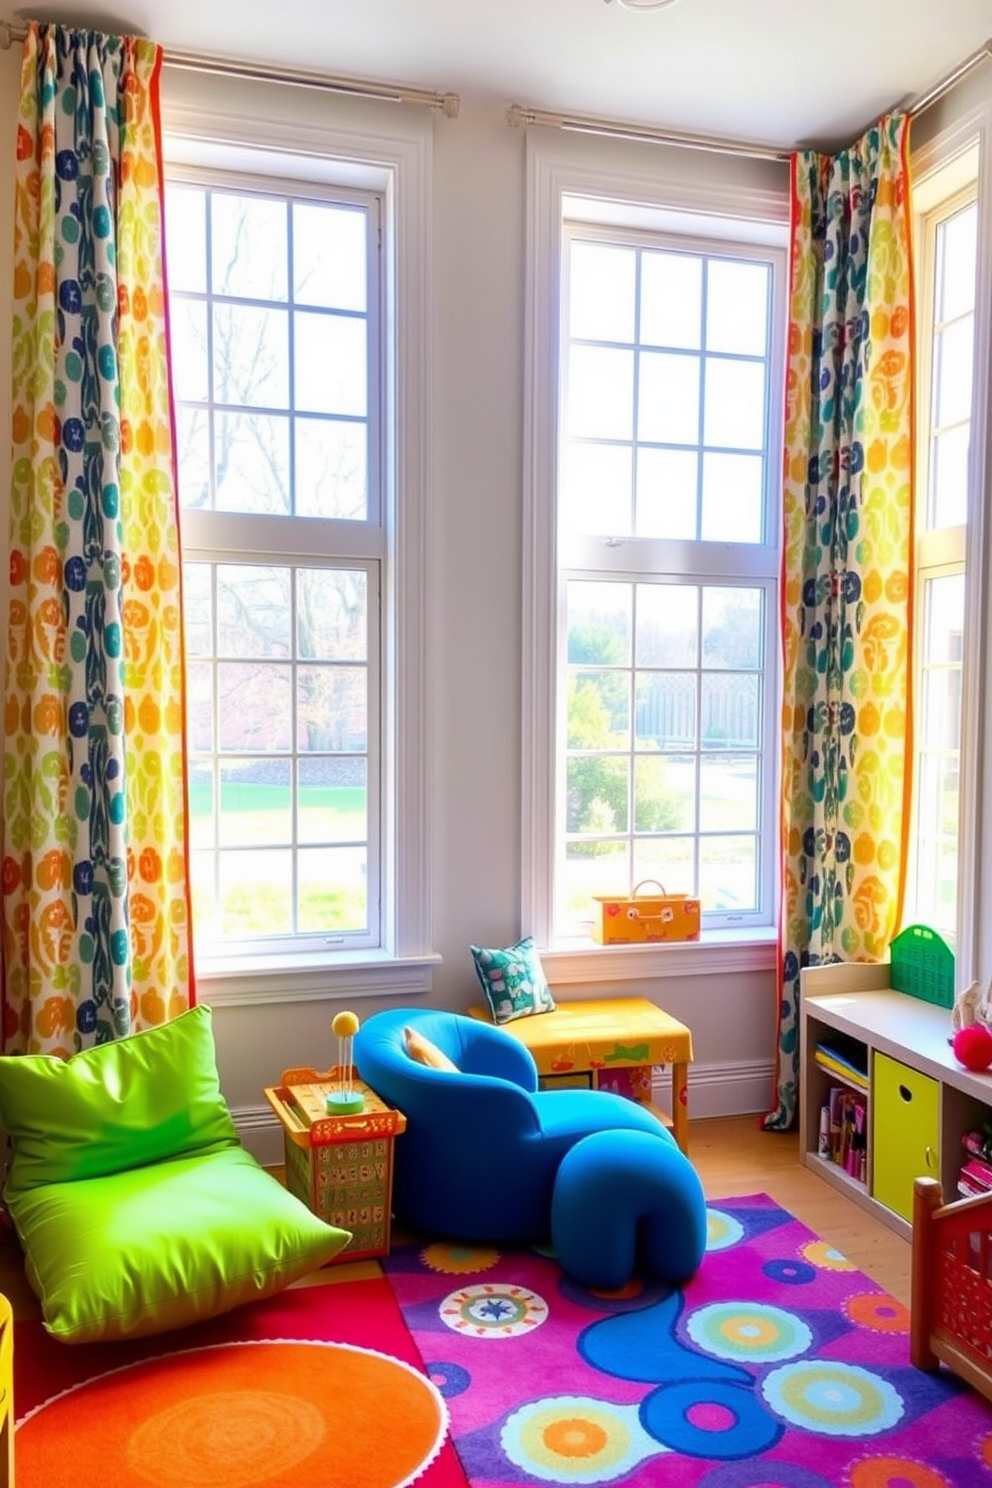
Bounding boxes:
10 0 992 151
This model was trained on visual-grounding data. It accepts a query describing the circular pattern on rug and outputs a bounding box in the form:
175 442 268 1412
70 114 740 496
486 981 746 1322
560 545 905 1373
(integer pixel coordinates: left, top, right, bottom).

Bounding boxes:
761 1361 903 1437
696 1461 835 1488
763 1258 817 1286
424 1360 472 1398
842 1292 910 1334
848 1456 955 1488
14 1340 447 1488
800 1240 857 1272
640 1380 782 1459
421 1242 501 1274
686 1302 812 1363
439 1283 549 1337
706 1209 745 1251
500 1395 662 1482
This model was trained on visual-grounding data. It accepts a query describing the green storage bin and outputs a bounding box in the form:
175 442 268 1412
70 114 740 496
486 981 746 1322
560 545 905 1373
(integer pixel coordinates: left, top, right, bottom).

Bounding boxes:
889 924 954 1009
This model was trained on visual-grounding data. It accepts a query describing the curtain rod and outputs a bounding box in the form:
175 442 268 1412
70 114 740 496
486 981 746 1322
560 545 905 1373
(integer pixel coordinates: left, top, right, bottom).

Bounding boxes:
0 20 460 115
507 35 992 162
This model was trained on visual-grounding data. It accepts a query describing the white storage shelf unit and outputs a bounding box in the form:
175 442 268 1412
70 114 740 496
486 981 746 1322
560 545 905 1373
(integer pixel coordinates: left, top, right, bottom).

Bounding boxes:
800 960 992 1238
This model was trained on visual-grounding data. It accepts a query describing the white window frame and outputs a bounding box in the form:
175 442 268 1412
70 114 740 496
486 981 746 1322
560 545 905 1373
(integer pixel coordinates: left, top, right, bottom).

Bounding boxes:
161 94 437 1005
910 107 992 989
522 134 788 986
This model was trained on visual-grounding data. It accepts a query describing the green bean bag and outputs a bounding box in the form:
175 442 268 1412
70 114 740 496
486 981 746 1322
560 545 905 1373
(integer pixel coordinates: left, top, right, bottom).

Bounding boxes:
0 1005 350 1343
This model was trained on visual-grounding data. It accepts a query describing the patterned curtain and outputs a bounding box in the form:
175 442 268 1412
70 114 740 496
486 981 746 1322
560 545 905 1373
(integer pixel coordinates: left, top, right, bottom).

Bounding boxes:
3 23 193 1054
766 113 914 1129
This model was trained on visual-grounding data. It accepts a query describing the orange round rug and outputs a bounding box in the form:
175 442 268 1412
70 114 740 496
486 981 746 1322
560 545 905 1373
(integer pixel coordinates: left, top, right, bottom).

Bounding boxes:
16 1339 447 1488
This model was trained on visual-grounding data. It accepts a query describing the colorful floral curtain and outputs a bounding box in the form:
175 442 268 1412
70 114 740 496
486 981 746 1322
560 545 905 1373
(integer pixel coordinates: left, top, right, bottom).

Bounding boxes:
766 112 914 1129
3 24 193 1054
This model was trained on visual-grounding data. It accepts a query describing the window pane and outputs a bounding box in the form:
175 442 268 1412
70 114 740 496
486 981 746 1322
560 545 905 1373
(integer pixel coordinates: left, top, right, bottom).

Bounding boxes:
213 304 289 408
638 351 700 444
186 662 214 751
170 300 209 402
297 666 367 752
634 754 694 832
298 569 367 660
925 573 965 666
634 674 696 748
295 312 367 417
701 452 764 542
640 251 701 350
560 442 633 537
217 566 291 658
706 259 768 356
218 759 291 846
636 584 698 668
702 587 762 669
175 407 210 510
560 840 629 935
635 447 697 539
700 834 757 911
700 756 757 831
703 359 766 449
701 676 760 749
217 664 292 751
211 193 288 301
215 412 290 515
566 755 629 835
933 316 974 428
929 424 969 530
632 835 694 895
570 241 635 343
298 759 367 845
183 564 213 658
293 202 367 312
567 345 633 440
188 763 214 849
295 418 367 520
568 673 630 749
298 847 367 933
219 848 292 935
567 582 632 665
165 185 206 293
936 204 977 322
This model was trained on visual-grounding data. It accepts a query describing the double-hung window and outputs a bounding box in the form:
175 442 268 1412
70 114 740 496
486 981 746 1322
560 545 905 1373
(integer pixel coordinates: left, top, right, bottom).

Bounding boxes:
166 174 383 964
157 88 434 1000
523 143 787 966
907 142 980 953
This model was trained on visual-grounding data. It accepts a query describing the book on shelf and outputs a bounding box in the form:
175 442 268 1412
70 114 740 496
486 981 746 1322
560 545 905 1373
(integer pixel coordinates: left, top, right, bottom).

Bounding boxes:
818 1086 867 1182
814 1035 869 1090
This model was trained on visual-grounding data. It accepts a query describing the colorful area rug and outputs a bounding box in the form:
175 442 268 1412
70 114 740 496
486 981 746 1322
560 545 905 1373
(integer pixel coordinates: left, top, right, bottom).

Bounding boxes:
384 1193 992 1487
14 1276 468 1488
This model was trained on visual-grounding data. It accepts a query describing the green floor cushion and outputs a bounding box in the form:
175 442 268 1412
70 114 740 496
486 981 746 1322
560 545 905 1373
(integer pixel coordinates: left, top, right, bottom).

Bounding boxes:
7 1145 351 1343
0 1004 240 1194
0 1005 351 1342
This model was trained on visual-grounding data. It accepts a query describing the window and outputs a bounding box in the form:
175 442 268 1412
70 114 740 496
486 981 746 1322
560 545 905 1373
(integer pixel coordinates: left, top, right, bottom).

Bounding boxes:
159 102 434 998
908 149 979 945
522 140 787 972
167 175 382 959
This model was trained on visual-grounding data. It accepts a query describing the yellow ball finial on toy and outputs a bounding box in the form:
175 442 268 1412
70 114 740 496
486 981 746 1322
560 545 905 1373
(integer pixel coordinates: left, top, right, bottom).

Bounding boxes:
327 1010 364 1115
332 1011 360 1039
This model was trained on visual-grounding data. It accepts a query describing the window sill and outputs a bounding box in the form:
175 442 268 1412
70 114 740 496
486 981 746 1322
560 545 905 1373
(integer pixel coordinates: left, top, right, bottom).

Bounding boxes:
539 927 778 988
195 950 443 1007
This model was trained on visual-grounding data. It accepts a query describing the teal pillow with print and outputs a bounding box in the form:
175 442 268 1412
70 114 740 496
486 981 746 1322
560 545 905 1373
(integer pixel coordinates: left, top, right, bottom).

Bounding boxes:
470 937 556 1024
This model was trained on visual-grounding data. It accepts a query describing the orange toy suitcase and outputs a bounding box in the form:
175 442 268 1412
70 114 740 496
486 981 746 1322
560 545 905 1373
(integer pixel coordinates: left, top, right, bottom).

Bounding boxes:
592 880 701 945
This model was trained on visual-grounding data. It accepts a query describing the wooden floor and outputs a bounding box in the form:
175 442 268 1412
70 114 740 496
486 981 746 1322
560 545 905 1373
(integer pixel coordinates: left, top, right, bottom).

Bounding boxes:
0 1114 912 1321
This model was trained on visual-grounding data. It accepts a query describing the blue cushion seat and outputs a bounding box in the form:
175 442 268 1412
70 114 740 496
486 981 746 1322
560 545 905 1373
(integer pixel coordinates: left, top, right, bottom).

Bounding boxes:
551 1127 707 1289
353 1007 667 1242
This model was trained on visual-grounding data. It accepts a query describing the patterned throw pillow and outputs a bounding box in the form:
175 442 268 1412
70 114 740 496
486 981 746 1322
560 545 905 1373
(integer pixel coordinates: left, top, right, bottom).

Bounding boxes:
470 937 556 1024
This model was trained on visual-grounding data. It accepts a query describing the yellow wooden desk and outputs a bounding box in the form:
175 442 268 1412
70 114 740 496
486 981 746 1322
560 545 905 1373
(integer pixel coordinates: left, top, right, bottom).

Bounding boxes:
468 997 693 1154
